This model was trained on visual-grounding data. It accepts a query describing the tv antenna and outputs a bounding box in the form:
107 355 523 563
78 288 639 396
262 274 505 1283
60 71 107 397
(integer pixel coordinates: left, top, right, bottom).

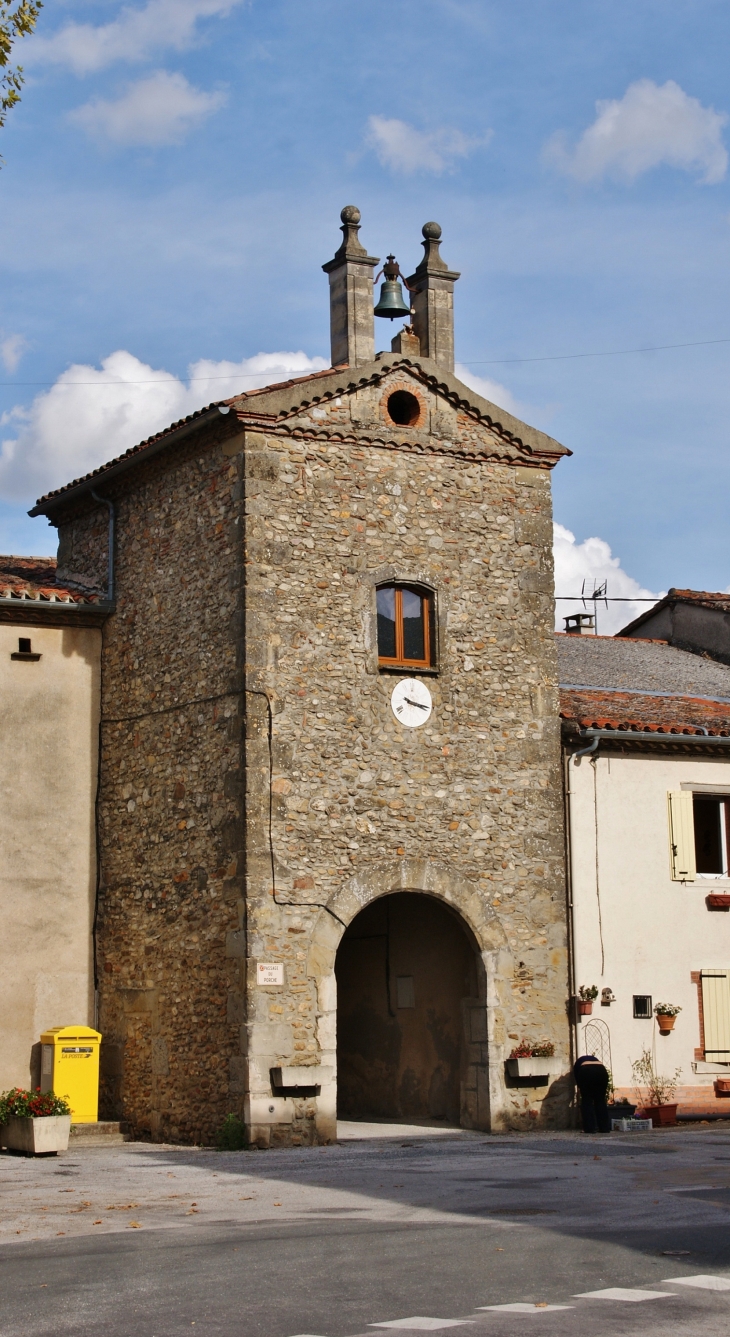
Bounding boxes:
581 579 608 634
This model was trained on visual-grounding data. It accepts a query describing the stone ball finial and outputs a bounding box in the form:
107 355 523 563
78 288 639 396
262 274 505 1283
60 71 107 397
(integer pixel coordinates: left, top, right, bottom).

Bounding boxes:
422 221 442 239
341 205 361 224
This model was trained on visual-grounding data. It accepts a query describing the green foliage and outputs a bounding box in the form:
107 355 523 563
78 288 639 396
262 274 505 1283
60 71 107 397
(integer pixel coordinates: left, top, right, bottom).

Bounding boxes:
1 1 44 152
654 1002 682 1017
215 1112 247 1151
0 1086 71 1120
578 984 599 1001
631 1047 681 1106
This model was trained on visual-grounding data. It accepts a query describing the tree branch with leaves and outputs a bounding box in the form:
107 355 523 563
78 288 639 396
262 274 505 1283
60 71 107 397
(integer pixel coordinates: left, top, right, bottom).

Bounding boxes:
1 0 43 156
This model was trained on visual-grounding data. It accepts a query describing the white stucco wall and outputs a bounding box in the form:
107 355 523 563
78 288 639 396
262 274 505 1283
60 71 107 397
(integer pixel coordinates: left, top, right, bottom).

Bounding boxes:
569 748 730 1089
0 622 100 1090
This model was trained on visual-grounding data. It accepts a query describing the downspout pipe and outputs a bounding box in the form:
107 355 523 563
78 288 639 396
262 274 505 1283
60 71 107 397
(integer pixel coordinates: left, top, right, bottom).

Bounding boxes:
90 491 115 603
572 735 599 761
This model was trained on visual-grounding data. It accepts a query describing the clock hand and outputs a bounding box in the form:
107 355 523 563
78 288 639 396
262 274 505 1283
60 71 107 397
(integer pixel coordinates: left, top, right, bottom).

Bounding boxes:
403 696 428 710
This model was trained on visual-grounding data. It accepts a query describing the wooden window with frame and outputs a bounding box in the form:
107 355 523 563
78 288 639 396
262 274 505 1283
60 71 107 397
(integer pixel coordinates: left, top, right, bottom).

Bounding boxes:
694 795 730 877
376 584 435 670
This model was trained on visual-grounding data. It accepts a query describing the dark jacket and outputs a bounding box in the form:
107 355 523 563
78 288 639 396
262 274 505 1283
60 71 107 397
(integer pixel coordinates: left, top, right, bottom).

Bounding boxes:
573 1056 609 1094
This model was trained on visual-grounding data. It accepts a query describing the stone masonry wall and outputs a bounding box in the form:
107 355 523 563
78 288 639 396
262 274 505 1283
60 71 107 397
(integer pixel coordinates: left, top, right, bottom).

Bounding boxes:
51 365 570 1145
55 428 248 1144
241 370 570 1141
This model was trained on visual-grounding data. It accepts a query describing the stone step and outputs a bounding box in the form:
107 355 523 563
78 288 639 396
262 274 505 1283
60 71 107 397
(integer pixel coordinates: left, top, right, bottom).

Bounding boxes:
68 1121 131 1147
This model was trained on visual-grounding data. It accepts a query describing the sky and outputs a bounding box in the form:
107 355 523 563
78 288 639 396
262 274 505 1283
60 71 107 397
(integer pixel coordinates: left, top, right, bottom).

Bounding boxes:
2 0 730 633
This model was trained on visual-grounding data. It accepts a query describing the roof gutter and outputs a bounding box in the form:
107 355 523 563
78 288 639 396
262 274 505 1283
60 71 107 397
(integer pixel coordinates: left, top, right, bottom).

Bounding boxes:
569 726 730 749
28 405 225 518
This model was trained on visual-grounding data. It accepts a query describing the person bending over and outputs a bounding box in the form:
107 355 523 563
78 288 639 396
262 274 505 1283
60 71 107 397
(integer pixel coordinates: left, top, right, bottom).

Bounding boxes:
573 1054 611 1134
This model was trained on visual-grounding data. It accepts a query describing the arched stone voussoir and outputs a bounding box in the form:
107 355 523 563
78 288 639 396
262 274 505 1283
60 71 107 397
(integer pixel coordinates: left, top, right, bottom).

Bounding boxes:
305 857 506 978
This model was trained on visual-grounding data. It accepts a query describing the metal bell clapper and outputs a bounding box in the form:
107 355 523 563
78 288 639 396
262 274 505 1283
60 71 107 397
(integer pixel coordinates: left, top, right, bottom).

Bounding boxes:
373 255 412 320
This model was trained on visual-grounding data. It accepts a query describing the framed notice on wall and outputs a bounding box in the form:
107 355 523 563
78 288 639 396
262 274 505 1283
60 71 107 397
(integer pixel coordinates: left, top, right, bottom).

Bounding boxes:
257 962 284 986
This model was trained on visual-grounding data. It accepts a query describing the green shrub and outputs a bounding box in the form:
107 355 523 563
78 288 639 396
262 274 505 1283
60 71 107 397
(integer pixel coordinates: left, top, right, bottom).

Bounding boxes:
215 1112 247 1151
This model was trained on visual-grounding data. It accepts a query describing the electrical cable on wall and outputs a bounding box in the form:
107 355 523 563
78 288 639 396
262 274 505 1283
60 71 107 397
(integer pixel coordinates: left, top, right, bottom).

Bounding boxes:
99 684 346 929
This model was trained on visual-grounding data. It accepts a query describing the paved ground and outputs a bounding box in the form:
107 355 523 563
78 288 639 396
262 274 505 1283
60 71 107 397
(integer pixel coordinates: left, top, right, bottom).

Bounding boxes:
3 1121 730 1337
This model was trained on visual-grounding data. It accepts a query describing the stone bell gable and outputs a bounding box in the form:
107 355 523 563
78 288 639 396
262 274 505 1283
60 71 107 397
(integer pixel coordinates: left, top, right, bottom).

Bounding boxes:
29 211 572 1146
226 353 567 469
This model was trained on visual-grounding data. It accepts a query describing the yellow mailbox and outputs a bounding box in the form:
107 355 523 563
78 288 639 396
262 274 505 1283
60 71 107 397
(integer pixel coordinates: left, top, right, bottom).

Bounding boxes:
40 1026 101 1123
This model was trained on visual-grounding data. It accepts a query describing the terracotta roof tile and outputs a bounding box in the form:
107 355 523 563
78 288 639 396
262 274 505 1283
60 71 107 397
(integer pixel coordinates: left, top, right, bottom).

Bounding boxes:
0 555 101 605
560 687 730 736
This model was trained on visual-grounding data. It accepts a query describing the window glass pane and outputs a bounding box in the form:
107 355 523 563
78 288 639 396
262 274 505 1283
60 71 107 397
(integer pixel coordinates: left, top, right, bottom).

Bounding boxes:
694 797 724 873
376 586 397 658
402 588 425 661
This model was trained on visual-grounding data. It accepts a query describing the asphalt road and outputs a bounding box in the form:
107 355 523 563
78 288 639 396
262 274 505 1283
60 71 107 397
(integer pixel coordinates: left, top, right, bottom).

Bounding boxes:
3 1122 730 1337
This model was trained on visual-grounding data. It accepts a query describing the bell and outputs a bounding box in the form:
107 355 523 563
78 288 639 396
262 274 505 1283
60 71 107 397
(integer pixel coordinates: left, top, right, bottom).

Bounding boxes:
374 255 412 320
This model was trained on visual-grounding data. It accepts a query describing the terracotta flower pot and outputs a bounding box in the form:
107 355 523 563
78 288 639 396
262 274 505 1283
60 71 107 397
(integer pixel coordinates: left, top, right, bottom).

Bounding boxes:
578 1001 593 1015
641 1103 678 1127
0 1115 70 1155
656 1014 677 1033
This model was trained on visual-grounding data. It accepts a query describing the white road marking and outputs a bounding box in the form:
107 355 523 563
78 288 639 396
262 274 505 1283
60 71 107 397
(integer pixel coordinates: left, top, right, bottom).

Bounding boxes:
662 1275 730 1290
477 1304 574 1313
574 1289 671 1303
369 1321 475 1331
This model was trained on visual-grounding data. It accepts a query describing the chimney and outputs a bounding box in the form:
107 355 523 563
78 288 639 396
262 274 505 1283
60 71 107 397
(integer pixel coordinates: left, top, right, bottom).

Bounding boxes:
564 613 596 635
322 206 379 368
406 222 460 373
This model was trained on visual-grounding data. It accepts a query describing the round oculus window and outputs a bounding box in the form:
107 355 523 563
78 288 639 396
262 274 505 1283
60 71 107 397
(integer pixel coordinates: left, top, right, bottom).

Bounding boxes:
387 390 420 427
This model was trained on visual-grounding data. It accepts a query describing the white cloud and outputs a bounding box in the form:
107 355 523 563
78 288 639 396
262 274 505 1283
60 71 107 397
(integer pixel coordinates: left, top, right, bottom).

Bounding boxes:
366 115 487 175
69 71 225 146
545 79 728 185
454 363 526 420
0 335 28 374
28 0 242 75
553 523 662 635
0 349 328 503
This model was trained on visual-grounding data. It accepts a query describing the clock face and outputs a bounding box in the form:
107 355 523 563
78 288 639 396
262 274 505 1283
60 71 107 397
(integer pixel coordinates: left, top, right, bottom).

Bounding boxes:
391 678 433 728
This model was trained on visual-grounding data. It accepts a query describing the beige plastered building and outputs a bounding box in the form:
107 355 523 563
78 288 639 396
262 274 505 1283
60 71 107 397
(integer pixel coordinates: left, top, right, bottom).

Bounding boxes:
560 631 730 1117
0 558 107 1091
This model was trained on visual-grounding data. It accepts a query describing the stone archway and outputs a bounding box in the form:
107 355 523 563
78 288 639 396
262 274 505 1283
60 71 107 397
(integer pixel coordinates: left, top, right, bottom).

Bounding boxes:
336 892 479 1124
306 858 507 1139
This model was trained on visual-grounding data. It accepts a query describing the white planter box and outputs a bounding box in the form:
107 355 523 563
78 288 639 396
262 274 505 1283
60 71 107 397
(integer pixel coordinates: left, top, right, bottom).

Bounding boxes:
506 1057 562 1079
270 1065 332 1089
0 1115 71 1155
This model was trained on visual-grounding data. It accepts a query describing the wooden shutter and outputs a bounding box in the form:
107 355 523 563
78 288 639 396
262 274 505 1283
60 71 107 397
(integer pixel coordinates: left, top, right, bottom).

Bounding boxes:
701 971 730 1059
668 790 696 881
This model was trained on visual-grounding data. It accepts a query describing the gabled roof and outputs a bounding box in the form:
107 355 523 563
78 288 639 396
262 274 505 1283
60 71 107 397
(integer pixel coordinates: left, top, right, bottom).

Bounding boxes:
618 587 730 636
30 355 568 516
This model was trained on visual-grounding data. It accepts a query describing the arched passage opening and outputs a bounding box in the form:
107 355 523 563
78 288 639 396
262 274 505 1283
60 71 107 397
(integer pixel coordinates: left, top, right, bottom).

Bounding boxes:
335 892 483 1125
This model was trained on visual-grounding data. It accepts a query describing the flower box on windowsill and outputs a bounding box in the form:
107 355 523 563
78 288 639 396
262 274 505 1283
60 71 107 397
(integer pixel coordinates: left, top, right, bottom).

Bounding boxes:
0 1115 71 1155
706 894 730 910
506 1057 562 1079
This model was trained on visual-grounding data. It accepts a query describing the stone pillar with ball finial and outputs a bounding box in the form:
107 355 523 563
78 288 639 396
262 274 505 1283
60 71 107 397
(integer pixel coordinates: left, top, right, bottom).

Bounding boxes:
406 222 461 373
322 207 380 368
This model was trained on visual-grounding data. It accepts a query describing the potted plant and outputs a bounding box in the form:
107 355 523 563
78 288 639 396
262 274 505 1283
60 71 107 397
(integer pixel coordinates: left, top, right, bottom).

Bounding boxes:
578 985 598 1016
654 1002 681 1034
631 1048 681 1126
605 1070 637 1118
0 1088 71 1155
506 1040 560 1078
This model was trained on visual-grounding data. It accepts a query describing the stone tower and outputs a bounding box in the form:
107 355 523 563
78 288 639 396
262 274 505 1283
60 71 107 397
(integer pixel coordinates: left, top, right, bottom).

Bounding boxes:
31 210 572 1146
